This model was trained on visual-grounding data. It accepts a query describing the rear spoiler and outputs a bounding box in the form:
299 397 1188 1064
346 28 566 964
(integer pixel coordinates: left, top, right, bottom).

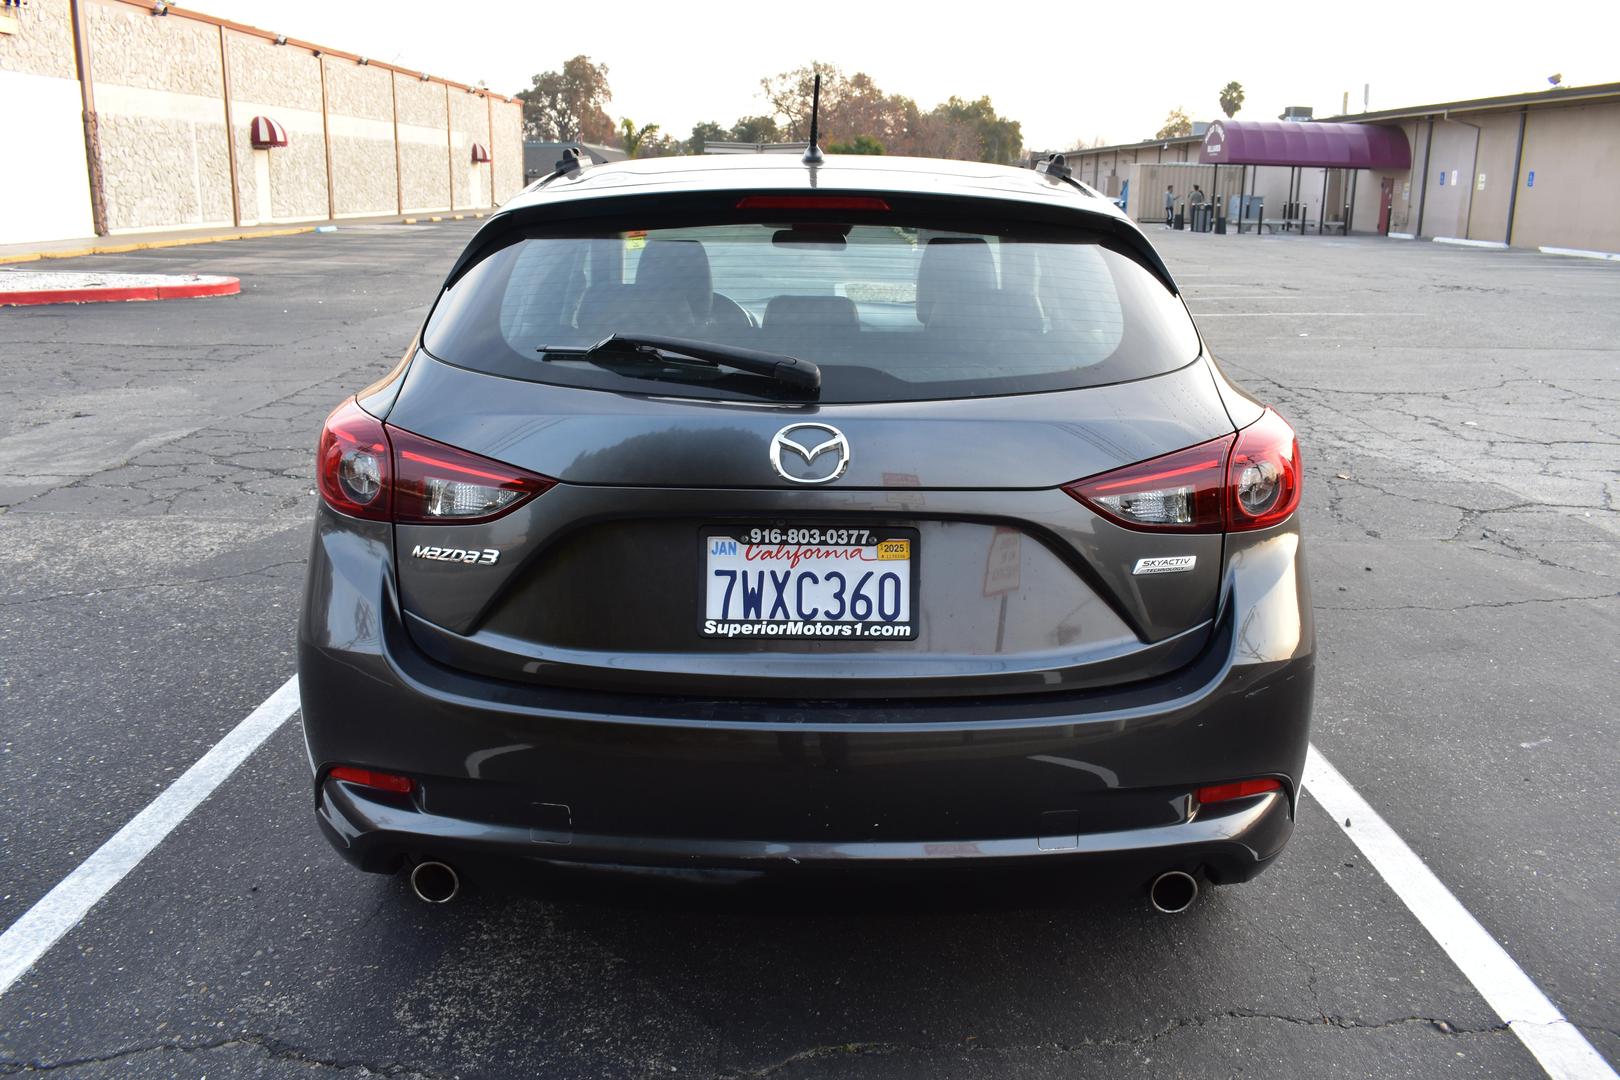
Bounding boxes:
441 190 1181 296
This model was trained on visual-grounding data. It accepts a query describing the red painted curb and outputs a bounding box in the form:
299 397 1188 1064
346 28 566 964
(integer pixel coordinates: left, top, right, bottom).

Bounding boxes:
0 277 240 307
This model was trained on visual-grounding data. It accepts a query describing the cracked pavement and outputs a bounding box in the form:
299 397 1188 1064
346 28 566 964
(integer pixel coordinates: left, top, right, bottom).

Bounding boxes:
1 224 1616 1078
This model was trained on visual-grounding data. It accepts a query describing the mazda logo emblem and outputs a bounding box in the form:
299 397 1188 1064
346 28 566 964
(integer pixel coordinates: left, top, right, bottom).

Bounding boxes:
769 423 850 485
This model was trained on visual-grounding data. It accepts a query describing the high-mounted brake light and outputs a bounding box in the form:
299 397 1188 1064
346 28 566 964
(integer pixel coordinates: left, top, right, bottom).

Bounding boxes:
315 399 553 525
1195 778 1282 804
735 195 890 211
329 766 414 794
1062 409 1301 533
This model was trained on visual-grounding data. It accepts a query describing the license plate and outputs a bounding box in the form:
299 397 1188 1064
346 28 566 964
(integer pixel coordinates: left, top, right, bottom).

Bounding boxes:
701 526 917 640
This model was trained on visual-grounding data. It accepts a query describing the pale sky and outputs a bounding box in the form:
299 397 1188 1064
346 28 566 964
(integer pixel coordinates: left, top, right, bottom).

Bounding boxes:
199 0 1618 151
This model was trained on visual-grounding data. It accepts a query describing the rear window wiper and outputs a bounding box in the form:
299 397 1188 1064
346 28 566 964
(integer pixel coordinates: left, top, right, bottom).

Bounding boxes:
540 334 821 393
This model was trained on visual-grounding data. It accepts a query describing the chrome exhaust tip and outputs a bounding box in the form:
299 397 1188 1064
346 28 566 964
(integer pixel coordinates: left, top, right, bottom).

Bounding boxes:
1148 869 1199 914
409 860 461 904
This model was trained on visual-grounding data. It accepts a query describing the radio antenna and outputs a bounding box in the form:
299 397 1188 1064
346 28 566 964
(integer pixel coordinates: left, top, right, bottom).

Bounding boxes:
802 74 825 166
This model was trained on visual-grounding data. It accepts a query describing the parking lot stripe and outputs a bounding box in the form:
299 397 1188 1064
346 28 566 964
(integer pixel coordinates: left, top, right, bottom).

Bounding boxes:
0 676 301 999
1303 746 1616 1080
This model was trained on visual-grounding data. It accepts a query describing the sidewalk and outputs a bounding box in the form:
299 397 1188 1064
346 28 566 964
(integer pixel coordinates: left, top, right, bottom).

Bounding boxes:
0 211 488 265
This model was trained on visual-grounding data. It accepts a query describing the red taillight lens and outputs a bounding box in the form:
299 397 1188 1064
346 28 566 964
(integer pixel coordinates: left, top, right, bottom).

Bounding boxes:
1226 408 1302 531
388 425 553 525
1195 777 1282 804
1061 409 1302 533
316 399 553 524
735 195 891 211
1063 436 1233 532
316 399 391 521
328 766 414 794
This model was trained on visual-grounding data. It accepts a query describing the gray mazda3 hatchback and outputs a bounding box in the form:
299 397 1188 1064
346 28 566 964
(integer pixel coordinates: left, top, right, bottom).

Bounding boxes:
298 153 1313 908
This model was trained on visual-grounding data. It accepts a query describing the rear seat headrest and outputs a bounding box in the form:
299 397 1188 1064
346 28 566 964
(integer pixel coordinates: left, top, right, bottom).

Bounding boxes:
916 237 997 325
634 240 713 322
763 294 859 332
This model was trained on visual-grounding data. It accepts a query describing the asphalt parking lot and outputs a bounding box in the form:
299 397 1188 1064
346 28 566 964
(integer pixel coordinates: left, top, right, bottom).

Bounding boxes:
1 221 1616 1078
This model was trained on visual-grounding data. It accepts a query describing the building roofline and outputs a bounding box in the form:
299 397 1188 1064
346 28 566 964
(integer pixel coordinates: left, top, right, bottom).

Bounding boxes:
1042 133 1203 158
1043 80 1620 162
107 0 519 101
1317 80 1620 123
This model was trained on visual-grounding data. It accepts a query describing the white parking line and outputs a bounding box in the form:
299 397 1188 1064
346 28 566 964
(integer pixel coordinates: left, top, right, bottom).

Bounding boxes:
0 681 1612 1080
1304 746 1616 1080
0 676 300 999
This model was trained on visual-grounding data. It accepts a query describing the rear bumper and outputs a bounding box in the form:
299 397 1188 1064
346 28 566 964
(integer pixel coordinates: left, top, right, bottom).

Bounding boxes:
318 775 1295 883
298 512 1314 882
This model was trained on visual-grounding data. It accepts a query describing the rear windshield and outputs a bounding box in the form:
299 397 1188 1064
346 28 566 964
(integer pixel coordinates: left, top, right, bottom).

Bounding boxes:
423 216 1199 403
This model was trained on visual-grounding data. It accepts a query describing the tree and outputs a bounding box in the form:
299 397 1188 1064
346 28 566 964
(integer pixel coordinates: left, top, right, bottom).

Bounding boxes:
760 61 844 140
618 118 660 159
516 56 615 144
917 96 1023 163
688 121 727 155
1219 81 1245 118
729 115 782 144
1155 107 1193 139
827 135 884 155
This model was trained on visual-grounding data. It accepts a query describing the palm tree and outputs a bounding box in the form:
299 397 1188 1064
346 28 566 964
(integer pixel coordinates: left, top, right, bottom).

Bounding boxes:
619 118 660 158
1219 81 1245 119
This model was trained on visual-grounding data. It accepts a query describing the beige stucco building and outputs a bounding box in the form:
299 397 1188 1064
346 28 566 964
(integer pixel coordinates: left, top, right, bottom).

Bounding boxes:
0 0 525 246
1047 82 1620 256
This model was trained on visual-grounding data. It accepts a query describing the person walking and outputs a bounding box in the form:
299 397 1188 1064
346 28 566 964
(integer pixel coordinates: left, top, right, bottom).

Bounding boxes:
1163 185 1175 229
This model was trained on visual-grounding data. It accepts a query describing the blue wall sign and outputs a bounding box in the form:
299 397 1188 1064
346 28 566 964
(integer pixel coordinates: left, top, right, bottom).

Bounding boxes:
1527 170 1535 188
1439 171 1446 186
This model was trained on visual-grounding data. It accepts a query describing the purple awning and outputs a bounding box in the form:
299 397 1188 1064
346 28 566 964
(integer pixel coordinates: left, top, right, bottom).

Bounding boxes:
1200 120 1410 170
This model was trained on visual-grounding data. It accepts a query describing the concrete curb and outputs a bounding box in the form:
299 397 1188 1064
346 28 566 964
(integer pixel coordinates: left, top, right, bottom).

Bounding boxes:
0 276 241 307
0 227 313 266
1538 245 1620 262
0 211 491 266
1433 237 1509 249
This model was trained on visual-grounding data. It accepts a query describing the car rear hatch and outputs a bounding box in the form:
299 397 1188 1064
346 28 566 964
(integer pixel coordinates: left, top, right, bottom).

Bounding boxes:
383 190 1233 700
385 354 1234 699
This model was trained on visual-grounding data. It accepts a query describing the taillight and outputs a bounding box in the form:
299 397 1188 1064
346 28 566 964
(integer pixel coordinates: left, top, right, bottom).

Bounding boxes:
1063 436 1232 532
389 426 553 524
1062 409 1301 533
316 399 391 521
1226 408 1302 531
315 399 553 524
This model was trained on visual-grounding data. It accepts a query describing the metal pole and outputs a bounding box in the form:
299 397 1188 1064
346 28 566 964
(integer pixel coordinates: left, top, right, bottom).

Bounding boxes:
1414 117 1434 237
1318 168 1328 234
1505 107 1528 246
318 56 336 222
391 70 403 216
68 0 109 236
1250 164 1259 237
445 83 455 212
1238 166 1245 233
217 25 241 228
1347 170 1358 233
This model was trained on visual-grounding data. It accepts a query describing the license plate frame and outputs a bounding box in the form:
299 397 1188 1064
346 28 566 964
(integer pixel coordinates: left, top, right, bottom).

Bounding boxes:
699 524 920 641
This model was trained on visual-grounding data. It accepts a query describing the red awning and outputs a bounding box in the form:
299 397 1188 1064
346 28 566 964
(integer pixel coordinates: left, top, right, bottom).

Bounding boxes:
1199 120 1410 170
470 142 492 164
249 116 288 149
